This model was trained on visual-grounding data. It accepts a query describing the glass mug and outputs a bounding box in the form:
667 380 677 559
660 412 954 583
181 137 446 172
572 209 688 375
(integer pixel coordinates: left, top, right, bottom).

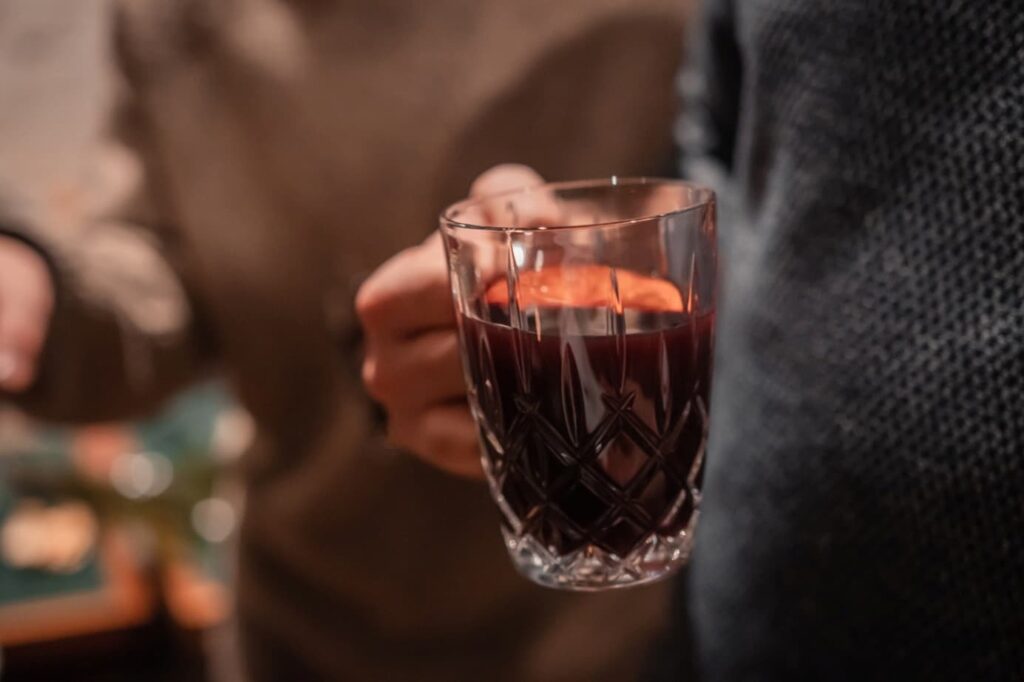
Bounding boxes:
441 178 716 590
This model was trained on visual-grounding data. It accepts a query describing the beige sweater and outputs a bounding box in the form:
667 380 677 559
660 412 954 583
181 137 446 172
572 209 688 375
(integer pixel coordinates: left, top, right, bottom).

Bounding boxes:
3 0 689 679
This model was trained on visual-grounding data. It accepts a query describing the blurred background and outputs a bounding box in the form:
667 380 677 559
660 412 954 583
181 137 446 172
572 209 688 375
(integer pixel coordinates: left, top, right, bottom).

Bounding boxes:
0 386 247 679
0 3 244 678
0 0 689 679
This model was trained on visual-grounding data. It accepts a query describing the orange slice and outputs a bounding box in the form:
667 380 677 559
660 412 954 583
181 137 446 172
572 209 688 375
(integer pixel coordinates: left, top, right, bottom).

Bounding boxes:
484 264 685 312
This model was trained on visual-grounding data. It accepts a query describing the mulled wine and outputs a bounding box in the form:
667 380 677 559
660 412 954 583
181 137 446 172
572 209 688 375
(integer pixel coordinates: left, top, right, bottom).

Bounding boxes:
459 265 713 560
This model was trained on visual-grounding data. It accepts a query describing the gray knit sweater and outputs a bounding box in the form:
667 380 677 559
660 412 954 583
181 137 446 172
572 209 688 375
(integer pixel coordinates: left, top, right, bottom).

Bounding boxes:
677 0 1024 678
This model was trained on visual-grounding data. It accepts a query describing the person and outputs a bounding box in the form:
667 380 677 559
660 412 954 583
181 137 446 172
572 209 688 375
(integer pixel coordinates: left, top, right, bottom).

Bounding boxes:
359 0 1024 678
0 0 692 679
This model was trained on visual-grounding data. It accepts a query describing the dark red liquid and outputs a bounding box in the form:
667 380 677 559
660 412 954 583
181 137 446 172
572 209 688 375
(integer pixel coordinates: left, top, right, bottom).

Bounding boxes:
460 304 714 558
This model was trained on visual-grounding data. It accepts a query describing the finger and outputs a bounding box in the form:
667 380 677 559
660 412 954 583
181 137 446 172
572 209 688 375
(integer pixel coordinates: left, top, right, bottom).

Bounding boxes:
362 330 466 409
0 348 39 393
0 240 53 393
388 403 483 479
470 164 547 198
356 237 454 337
470 164 563 228
0 301 49 393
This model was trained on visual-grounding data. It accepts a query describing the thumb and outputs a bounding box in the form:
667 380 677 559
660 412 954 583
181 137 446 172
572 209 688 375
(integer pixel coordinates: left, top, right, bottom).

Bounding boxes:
469 164 562 228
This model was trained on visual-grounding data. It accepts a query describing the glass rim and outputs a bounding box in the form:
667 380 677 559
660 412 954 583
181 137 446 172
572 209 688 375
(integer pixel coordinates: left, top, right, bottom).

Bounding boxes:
440 176 715 233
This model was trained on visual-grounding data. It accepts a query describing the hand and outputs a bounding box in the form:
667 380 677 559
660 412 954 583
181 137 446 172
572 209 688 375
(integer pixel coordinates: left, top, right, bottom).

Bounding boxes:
356 164 549 478
0 237 54 393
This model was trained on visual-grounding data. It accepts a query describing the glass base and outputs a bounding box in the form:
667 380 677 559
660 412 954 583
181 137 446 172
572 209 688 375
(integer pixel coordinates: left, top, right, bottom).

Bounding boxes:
502 521 695 591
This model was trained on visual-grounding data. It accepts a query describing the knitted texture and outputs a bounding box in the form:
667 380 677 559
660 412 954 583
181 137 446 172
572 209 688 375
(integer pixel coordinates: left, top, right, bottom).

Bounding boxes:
683 0 1024 678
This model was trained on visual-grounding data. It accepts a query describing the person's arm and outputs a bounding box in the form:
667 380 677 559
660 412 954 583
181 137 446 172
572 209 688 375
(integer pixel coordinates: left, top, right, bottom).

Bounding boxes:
0 26 216 423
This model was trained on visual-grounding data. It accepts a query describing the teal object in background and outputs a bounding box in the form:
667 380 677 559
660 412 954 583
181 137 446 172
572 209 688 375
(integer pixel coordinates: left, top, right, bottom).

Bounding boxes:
0 544 104 608
133 383 230 462
0 382 233 609
0 482 104 607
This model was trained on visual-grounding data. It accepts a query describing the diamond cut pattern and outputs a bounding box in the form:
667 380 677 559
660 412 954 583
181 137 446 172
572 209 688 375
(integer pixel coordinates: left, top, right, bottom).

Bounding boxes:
485 384 708 562
459 266 714 588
